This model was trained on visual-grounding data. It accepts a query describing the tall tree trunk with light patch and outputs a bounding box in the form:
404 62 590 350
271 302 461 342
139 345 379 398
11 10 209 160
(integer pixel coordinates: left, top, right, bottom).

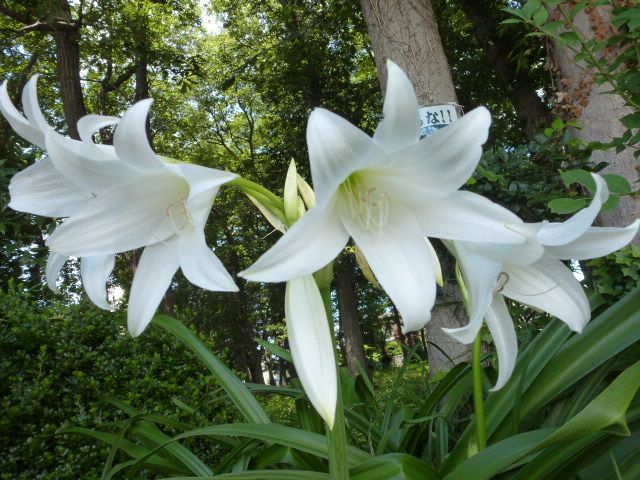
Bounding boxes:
550 3 639 242
360 0 472 376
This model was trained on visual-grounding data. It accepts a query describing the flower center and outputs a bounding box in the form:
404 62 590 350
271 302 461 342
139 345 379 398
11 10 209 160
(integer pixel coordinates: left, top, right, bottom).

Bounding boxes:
342 176 389 233
166 196 194 237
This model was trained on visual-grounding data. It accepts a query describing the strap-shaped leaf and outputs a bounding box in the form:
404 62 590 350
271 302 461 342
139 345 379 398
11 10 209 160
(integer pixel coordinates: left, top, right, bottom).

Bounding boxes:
350 453 440 480
444 360 640 480
153 315 270 424
162 471 330 479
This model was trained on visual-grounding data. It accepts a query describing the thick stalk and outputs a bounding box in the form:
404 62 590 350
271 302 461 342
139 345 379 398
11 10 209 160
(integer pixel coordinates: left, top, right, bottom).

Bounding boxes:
318 280 349 479
472 333 487 451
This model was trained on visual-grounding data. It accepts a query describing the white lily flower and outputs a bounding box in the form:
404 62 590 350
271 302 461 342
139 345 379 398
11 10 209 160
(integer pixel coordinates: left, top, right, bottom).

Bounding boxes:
445 173 640 390
240 60 524 332
286 275 337 429
46 99 239 335
1 76 119 309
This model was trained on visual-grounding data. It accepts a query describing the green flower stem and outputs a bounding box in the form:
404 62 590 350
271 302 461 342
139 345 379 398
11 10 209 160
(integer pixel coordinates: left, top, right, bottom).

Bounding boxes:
229 177 287 222
318 275 349 480
473 333 487 452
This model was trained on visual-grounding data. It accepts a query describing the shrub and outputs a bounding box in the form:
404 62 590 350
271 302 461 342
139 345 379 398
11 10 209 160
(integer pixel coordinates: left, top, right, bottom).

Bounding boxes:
0 288 238 479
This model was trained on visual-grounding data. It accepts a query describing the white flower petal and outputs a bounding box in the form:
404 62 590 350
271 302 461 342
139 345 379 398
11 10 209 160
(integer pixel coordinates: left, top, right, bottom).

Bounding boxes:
180 163 237 226
22 75 51 132
179 163 237 199
80 255 115 310
77 114 119 145
45 129 131 193
8 157 91 217
415 191 525 244
443 241 503 344
364 107 492 203
537 174 608 246
128 243 180 336
285 276 337 428
45 251 68 293
0 80 45 147
47 172 187 256
547 220 640 260
178 229 238 292
485 295 518 391
340 199 436 332
113 99 168 173
240 199 349 282
306 108 384 204
465 236 545 266
502 253 590 332
373 60 420 151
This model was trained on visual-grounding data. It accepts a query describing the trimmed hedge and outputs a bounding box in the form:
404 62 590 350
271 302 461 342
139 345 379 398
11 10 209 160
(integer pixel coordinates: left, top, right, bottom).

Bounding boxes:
0 289 237 479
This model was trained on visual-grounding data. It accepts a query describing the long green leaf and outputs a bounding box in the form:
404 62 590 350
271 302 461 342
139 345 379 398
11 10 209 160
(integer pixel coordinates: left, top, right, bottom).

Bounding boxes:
442 319 571 472
578 427 640 479
257 338 293 363
496 287 640 437
64 427 181 472
350 453 441 480
129 420 213 476
154 315 270 424
163 471 330 479
443 429 553 480
101 396 213 476
445 361 640 480
129 423 371 471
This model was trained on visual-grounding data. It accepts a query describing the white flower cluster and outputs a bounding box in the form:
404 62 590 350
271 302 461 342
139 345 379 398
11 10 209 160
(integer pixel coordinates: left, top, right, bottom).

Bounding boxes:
2 62 638 428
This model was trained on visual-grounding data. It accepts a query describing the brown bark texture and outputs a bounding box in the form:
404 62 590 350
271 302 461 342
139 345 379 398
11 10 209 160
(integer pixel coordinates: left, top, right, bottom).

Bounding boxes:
0 1 87 139
336 254 371 377
551 3 639 243
360 0 472 376
54 27 86 139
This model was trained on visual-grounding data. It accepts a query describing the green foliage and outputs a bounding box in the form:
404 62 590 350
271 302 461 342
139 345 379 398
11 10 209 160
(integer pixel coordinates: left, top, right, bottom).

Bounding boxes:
505 0 640 159
588 245 640 302
79 287 640 478
470 117 593 222
0 289 238 479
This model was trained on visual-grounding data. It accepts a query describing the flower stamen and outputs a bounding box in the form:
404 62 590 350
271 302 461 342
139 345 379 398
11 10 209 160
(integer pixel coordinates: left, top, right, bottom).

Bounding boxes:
166 197 194 236
343 178 390 234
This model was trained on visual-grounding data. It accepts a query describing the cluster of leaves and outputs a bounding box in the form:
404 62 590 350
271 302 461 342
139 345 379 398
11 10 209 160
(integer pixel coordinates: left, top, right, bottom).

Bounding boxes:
0 288 240 479
469 117 594 221
588 244 640 303
81 287 640 478
505 0 640 158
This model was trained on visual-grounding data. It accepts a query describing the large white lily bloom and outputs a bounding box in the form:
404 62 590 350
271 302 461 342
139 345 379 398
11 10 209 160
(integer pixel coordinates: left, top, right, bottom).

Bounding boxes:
46 99 239 335
240 60 524 332
446 173 640 390
286 275 337 428
0 76 120 309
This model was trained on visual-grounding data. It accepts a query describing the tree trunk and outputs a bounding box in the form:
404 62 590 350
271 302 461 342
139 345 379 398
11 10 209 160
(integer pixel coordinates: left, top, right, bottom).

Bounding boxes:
361 0 457 103
335 253 370 377
550 3 639 242
53 15 86 140
222 228 265 384
360 0 472 376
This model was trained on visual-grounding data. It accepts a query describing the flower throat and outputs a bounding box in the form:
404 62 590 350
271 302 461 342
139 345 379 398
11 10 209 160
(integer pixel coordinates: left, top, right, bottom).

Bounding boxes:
342 176 389 234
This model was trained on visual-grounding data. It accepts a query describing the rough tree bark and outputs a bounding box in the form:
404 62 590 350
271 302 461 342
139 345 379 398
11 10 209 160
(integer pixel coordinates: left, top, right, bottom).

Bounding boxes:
335 253 371 377
360 0 472 376
223 227 266 384
551 3 639 242
0 1 87 139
